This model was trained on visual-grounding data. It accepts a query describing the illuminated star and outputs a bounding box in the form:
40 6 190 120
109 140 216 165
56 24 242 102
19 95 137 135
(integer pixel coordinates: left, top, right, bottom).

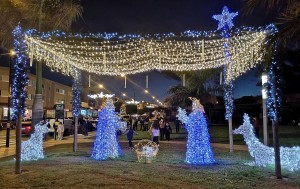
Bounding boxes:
212 6 238 30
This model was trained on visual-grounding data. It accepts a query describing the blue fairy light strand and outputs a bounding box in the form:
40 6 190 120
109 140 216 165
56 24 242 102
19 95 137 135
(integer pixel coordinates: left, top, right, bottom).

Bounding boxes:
213 6 238 120
11 25 29 120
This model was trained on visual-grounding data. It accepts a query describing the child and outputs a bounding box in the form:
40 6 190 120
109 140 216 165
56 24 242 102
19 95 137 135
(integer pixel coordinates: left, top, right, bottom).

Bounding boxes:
124 125 138 149
57 122 64 140
165 121 172 141
150 120 160 146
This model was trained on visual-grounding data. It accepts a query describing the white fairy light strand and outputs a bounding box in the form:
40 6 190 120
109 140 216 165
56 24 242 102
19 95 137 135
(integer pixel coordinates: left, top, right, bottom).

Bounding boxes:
233 113 300 171
24 25 276 83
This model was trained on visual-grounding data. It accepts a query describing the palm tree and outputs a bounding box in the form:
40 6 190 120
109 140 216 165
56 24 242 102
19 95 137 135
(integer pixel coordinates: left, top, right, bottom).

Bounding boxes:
0 0 83 49
164 69 222 108
2 0 82 127
243 0 300 50
242 0 300 179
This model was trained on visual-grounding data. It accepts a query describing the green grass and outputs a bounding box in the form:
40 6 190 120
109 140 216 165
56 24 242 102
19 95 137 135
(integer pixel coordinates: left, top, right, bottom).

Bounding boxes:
1 142 300 189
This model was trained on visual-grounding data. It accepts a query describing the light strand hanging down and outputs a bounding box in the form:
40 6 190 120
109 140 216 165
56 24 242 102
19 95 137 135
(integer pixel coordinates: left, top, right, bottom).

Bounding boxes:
23 24 276 83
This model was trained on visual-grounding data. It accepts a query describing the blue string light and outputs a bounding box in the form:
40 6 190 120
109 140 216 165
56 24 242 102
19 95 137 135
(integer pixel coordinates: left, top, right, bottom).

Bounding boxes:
177 99 215 165
72 69 82 118
266 57 282 121
24 24 275 41
213 6 238 120
11 25 29 120
91 98 122 160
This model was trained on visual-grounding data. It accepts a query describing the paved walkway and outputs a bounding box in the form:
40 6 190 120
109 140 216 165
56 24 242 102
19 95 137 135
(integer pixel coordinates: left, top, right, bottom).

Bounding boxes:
0 132 248 159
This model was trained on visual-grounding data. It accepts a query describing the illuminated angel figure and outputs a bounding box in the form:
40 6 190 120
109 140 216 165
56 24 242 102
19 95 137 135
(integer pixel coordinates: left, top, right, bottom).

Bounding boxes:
91 97 123 160
177 98 215 165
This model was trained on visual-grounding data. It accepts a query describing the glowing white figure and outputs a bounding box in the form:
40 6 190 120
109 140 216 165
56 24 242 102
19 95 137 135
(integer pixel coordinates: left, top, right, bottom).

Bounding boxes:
233 113 300 171
177 98 215 165
21 121 49 161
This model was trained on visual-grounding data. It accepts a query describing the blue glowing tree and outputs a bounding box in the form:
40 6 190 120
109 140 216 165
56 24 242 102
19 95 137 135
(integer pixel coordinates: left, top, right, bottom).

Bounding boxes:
91 98 122 160
11 25 29 120
177 98 215 165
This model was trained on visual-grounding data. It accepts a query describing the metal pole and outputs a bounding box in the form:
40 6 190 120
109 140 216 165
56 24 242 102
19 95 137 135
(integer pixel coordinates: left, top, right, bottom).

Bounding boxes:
262 73 268 145
263 99 268 145
6 55 12 148
15 113 22 174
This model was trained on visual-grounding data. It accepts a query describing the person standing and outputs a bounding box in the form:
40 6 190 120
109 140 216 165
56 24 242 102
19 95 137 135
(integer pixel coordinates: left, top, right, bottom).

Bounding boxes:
252 117 259 138
159 118 165 140
175 118 181 134
150 120 160 146
165 122 172 141
57 122 64 140
53 118 60 140
124 125 138 149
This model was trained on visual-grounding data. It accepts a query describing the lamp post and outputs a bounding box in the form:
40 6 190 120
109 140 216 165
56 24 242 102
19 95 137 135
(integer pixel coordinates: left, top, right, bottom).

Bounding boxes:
262 72 268 145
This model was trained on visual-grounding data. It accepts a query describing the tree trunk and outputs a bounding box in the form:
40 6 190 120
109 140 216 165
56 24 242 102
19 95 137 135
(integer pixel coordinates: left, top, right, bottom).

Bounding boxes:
15 113 22 174
229 117 233 152
272 119 282 179
73 117 78 152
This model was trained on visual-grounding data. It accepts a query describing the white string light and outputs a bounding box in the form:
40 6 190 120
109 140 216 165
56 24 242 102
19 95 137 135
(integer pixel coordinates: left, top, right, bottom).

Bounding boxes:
24 25 276 83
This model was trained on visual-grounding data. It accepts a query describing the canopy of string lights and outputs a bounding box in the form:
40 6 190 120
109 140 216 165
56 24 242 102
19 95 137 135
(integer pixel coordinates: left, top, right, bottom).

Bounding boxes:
24 24 276 83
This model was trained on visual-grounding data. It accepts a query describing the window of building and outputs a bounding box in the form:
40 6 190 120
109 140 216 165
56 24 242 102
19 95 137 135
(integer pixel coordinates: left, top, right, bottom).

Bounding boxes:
0 74 9 82
56 88 65 94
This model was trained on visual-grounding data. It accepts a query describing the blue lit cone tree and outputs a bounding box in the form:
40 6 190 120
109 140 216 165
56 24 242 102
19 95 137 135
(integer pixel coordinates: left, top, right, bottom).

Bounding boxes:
177 98 215 164
91 98 122 160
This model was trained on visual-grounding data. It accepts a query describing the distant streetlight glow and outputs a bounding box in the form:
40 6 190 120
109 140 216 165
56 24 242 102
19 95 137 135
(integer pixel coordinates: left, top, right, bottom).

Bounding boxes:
99 84 104 88
122 93 126 96
152 96 155 99
10 49 16 56
262 73 268 99
144 89 148 93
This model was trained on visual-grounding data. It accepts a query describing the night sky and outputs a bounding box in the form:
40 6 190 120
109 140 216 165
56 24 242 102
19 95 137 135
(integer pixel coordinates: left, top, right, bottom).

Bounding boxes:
71 0 270 102
0 0 281 102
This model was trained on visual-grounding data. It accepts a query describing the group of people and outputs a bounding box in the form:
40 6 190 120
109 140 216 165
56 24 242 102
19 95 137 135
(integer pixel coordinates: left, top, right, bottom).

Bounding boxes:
52 118 64 140
125 116 150 131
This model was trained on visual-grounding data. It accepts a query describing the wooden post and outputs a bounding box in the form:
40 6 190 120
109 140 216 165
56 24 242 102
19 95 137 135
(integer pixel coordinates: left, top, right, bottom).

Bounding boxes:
15 113 22 174
229 117 233 152
272 119 282 179
73 116 78 152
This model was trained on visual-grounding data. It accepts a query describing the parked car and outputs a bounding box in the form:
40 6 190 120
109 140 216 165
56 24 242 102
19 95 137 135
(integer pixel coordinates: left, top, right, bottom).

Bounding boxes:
21 122 32 134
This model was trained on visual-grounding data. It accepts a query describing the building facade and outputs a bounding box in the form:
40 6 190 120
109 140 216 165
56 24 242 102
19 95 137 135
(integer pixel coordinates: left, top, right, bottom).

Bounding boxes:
0 66 74 120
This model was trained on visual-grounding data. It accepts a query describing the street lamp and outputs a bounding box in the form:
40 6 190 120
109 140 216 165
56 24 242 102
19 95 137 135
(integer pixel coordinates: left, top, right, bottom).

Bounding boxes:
99 84 104 89
122 93 126 97
144 89 148 93
262 72 268 145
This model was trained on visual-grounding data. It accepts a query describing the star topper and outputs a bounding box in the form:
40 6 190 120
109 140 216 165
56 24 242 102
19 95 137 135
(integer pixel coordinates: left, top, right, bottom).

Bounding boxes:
212 6 238 30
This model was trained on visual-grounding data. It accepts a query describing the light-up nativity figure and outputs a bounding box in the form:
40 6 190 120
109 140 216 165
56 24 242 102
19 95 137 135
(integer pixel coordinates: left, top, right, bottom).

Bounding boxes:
91 95 126 160
177 98 215 165
21 121 49 161
233 113 300 171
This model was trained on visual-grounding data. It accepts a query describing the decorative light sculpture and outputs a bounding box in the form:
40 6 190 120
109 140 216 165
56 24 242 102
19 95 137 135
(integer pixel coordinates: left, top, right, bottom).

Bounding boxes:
11 25 29 120
177 98 215 165
233 114 300 171
72 68 81 117
21 121 49 161
23 24 276 82
213 6 238 120
135 139 159 163
91 97 123 160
